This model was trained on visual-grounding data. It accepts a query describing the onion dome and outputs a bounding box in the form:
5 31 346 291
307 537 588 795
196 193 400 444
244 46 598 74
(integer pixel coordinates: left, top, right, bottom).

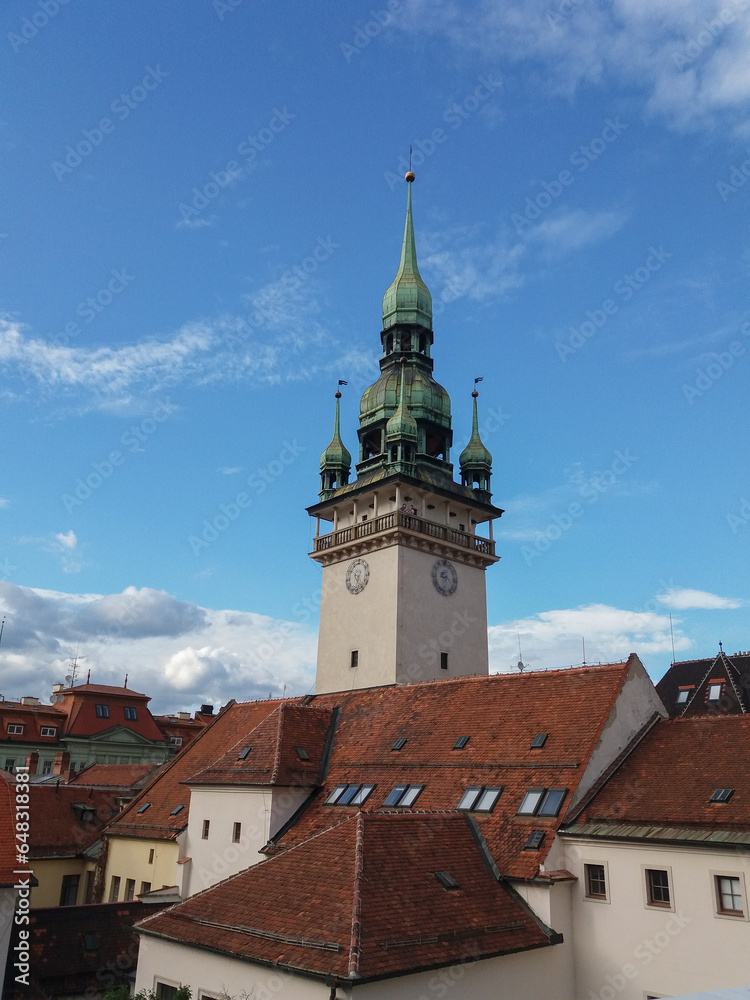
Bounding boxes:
319 390 351 499
460 389 492 496
381 173 433 331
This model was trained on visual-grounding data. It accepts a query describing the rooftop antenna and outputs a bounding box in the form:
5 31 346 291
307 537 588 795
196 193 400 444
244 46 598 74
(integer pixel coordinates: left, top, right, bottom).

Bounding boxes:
719 640 723 653
515 623 526 672
582 637 587 666
0 617 5 648
409 144 412 172
123 673 128 688
669 613 676 665
69 635 85 686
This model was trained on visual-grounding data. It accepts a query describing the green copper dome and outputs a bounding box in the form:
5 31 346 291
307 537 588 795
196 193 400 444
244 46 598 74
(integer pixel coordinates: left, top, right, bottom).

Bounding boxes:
360 367 450 429
381 178 432 331
386 363 418 442
320 392 351 470
460 392 492 470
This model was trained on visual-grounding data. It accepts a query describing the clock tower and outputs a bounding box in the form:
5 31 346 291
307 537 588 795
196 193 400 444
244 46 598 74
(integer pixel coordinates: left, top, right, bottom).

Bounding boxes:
308 174 503 694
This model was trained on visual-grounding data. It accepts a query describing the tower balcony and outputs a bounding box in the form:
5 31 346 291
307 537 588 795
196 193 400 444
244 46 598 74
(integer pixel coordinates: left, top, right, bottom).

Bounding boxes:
312 508 495 558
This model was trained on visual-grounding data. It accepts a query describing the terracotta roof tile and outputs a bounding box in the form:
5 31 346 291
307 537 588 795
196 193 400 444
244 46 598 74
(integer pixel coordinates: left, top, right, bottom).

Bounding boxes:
138 812 553 982
68 762 164 789
26 783 120 858
0 771 17 885
575 714 750 829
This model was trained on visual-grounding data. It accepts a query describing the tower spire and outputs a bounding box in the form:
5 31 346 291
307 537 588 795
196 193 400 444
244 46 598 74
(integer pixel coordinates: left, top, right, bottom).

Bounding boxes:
460 382 493 500
319 387 351 500
382 172 432 331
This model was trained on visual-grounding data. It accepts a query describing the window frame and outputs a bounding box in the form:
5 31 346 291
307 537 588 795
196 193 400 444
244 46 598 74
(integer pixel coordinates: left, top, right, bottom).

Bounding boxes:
7 724 24 735
154 980 182 1000
109 875 121 902
457 785 503 813
517 787 568 817
383 783 424 808
125 878 136 901
40 726 57 737
59 873 80 907
232 821 242 844
675 688 691 704
95 704 110 719
711 870 748 921
707 683 723 701
643 866 674 911
123 706 137 721
583 861 610 903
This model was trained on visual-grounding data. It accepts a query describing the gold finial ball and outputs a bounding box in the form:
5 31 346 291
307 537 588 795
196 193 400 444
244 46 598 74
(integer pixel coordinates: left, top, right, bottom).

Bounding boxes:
405 171 415 182
472 390 479 398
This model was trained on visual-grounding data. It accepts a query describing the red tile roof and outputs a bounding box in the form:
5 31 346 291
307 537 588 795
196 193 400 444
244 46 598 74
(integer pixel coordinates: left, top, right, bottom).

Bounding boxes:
60 683 149 698
27 783 120 859
56 685 164 741
107 700 287 841
0 704 65 743
0 771 17 885
138 812 555 983
573 714 750 829
187 704 332 787
68 762 164 789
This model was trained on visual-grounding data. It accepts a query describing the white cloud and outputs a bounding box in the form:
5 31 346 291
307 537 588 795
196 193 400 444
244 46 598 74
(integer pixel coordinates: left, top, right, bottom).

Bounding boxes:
19 533 84 574
55 531 77 550
489 602 692 672
398 0 750 134
218 466 244 476
525 208 630 256
656 588 742 609
0 583 316 711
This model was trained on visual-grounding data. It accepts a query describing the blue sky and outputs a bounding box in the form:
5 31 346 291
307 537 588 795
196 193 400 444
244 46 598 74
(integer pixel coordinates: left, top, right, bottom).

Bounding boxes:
0 0 748 710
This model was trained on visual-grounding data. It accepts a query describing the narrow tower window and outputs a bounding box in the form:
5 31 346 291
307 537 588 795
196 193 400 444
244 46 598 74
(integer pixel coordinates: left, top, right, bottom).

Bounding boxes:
350 650 359 669
440 652 449 670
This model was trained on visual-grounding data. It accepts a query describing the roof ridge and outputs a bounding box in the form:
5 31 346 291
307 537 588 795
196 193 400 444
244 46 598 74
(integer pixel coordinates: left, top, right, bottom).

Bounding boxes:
271 704 285 784
720 654 747 713
348 811 364 979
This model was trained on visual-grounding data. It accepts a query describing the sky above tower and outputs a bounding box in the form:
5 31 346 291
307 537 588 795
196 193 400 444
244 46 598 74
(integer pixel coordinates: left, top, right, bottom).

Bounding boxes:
0 0 748 711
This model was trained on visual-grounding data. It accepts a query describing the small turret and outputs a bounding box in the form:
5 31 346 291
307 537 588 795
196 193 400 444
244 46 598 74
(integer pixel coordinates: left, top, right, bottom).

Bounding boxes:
460 388 493 500
319 390 351 500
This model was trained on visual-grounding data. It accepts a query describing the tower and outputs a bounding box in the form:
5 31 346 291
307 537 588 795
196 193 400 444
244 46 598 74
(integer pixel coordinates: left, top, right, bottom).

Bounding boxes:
308 175 503 694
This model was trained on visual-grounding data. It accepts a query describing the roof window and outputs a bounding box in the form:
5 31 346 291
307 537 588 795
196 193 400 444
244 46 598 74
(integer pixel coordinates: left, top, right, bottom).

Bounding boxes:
524 830 546 850
83 933 99 951
453 736 470 750
530 733 548 749
434 871 460 891
675 689 691 704
517 787 568 817
137 802 151 814
708 683 723 701
295 746 310 761
457 786 503 813
325 783 375 806
710 788 734 803
237 747 252 760
384 783 424 807
391 738 407 751
170 805 185 816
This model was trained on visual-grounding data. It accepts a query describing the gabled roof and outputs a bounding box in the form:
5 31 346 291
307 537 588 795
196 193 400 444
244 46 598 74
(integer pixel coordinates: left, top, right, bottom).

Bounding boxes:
57 685 164 742
0 771 17 886
564 714 750 841
106 700 286 841
656 651 750 716
138 812 555 983
187 704 332 787
26 783 120 858
68 762 164 790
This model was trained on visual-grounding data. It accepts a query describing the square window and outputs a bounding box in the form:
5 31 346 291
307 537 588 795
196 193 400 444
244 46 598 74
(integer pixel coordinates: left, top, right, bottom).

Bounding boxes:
202 819 210 839
457 787 482 811
716 875 744 916
585 863 607 899
137 802 151 814
95 704 110 718
517 789 545 815
170 804 185 816
124 707 137 721
434 871 460 890
232 822 242 843
538 788 568 817
391 738 407 751
646 868 671 907
156 983 180 1000
169 736 183 746
530 733 548 749
675 689 690 704
4 759 15 772
83 932 99 950
708 683 723 701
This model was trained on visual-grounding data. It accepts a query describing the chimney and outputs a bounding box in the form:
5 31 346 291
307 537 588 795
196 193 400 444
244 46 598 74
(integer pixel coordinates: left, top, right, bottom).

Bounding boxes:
53 750 71 776
177 711 190 720
200 704 214 716
21 696 40 706
25 751 39 775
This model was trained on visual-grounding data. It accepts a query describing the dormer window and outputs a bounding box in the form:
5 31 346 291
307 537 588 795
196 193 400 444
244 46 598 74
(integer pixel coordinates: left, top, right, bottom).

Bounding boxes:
7 725 24 735
95 704 109 719
41 726 56 737
708 683 723 701
124 707 137 721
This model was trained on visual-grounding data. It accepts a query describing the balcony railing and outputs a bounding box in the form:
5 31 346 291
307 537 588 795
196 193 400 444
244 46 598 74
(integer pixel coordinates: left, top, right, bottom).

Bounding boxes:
313 510 494 555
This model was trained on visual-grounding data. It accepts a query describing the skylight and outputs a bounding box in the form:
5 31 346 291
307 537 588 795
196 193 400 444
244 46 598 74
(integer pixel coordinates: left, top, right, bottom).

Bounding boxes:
524 830 546 850
453 736 470 750
137 803 151 814
676 689 690 704
530 733 548 749
325 783 375 806
170 805 185 816
434 871 460 890
710 788 734 803
391 738 407 751
457 786 503 813
708 683 723 701
237 747 252 760
384 784 424 807
295 746 310 761
517 787 568 817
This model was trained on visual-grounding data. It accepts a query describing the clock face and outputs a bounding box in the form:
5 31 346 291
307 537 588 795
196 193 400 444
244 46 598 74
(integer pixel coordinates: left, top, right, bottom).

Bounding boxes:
432 559 458 596
345 558 370 595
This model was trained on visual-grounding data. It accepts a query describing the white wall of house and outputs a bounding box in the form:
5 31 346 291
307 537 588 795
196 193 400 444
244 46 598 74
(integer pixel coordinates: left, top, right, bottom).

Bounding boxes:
0 887 17 992
181 785 312 897
135 928 574 1000
562 836 750 1000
